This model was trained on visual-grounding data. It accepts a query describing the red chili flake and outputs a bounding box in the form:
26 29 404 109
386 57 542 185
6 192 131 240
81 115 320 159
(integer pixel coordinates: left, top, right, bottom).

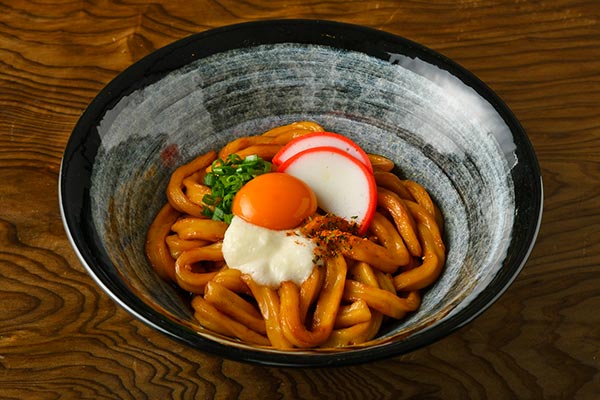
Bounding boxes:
300 214 361 261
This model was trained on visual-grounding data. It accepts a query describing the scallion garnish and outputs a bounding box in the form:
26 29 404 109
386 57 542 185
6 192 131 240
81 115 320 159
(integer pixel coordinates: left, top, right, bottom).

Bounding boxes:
201 153 271 223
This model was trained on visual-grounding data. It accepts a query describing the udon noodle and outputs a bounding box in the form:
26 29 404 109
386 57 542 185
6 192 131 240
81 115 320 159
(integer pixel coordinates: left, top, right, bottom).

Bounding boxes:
145 121 446 348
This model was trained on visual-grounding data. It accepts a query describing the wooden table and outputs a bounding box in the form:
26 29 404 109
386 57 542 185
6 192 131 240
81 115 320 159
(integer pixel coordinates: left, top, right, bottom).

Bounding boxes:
1 1 598 398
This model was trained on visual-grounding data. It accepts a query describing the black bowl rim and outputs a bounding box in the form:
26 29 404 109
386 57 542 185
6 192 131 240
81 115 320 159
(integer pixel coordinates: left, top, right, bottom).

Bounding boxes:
59 19 543 367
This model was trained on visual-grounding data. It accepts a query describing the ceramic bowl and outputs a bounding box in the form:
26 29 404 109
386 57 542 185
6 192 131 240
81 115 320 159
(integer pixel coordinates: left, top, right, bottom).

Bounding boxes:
60 20 542 367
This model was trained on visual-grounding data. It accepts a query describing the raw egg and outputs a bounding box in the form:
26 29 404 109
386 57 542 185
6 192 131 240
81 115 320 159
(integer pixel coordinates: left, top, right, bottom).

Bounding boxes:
232 172 317 230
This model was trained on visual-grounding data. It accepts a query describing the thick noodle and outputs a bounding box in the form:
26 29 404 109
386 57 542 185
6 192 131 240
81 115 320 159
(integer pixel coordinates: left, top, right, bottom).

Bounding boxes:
145 121 446 348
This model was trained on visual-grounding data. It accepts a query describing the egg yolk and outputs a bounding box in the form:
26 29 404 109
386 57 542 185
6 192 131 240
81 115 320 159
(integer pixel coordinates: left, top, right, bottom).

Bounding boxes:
232 172 317 230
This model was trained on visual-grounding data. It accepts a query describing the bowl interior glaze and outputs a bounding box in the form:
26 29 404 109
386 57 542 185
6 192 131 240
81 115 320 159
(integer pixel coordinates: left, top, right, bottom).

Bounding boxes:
60 20 542 367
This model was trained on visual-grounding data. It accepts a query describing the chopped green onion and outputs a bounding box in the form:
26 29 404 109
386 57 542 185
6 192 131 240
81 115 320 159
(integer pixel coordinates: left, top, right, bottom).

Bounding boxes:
212 207 225 221
201 154 272 223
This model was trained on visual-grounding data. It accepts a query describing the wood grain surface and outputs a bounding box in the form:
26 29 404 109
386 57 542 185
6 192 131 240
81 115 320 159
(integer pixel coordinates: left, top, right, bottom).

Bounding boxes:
0 1 598 399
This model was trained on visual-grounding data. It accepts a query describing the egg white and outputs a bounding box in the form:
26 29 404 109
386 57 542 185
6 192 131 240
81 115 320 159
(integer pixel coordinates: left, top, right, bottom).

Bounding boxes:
222 216 317 287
